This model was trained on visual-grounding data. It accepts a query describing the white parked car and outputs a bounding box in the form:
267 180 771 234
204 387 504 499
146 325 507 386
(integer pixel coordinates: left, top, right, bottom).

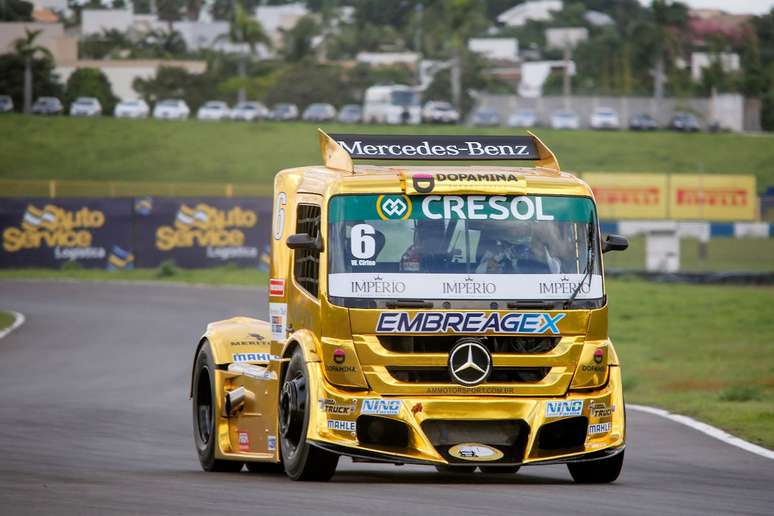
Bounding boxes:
70 97 102 117
337 104 362 123
507 109 538 128
114 99 150 118
590 107 620 130
153 99 190 120
197 101 230 121
230 101 268 121
302 103 337 122
0 94 13 113
550 110 580 130
422 101 459 124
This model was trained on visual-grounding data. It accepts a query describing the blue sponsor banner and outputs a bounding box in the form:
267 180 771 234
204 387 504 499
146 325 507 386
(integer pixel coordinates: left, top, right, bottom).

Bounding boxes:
132 197 272 268
0 198 133 269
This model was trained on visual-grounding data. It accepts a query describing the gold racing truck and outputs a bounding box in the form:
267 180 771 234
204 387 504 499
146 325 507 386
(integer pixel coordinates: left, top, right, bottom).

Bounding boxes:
190 131 629 482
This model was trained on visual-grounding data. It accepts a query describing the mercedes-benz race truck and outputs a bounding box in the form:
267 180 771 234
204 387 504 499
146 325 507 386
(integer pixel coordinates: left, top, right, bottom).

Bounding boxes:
190 130 629 482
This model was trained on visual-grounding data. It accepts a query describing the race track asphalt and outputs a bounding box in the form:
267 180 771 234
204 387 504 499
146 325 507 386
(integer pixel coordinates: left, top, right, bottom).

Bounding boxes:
0 280 772 516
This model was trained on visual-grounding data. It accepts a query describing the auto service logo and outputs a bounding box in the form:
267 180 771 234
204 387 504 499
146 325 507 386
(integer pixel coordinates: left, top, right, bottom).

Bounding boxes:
155 203 257 252
376 194 412 221
448 339 492 386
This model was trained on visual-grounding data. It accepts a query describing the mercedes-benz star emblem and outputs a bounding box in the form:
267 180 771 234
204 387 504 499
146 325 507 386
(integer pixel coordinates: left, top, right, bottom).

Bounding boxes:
448 339 492 386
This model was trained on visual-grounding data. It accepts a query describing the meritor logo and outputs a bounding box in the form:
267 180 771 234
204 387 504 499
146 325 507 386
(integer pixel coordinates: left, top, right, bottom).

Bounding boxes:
156 203 257 251
376 195 412 220
3 204 105 252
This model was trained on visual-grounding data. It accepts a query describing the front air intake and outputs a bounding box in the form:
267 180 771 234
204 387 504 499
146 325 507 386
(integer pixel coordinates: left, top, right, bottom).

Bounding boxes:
356 416 410 449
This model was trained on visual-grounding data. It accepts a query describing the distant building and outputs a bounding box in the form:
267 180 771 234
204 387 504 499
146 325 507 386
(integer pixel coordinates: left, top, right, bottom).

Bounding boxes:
356 52 419 67
584 10 614 27
468 38 519 62
688 9 752 44
81 9 134 36
497 0 561 27
690 52 741 81
55 60 207 101
255 2 309 47
545 27 588 50
0 22 77 63
518 60 574 98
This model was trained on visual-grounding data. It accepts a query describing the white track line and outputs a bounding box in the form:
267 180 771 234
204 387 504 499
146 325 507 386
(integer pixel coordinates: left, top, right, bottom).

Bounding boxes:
0 311 25 340
628 404 774 460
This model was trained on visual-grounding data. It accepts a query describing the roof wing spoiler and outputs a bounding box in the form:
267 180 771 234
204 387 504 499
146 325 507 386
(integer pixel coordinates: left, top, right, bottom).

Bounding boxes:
318 129 559 173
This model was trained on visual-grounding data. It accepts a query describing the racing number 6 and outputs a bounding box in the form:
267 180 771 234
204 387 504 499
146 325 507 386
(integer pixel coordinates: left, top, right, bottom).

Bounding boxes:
351 224 376 259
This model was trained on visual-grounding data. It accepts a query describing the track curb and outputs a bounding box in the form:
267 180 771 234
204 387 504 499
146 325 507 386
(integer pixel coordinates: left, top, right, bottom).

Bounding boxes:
628 404 774 460
0 311 25 340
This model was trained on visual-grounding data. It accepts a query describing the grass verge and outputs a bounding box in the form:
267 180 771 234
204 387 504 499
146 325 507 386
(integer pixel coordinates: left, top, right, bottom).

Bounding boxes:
2 115 772 189
608 279 774 448
1 268 772 447
0 311 16 333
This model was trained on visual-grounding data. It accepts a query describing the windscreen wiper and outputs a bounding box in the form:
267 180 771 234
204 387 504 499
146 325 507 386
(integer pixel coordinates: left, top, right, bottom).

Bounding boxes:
507 300 560 309
385 299 434 309
563 221 596 310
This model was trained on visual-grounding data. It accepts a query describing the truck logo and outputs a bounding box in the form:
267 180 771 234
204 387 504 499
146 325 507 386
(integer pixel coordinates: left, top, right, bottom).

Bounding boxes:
448 339 492 386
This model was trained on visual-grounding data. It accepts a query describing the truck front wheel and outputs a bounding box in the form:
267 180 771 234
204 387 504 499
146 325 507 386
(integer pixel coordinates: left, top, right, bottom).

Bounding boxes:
567 451 624 483
279 347 339 481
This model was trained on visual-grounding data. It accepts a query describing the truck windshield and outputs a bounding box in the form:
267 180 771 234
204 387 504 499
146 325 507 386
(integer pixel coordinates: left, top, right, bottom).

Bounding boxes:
327 194 602 308
390 91 419 106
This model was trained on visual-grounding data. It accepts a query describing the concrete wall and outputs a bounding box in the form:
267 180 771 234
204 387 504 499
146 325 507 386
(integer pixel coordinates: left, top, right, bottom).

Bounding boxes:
475 93 750 131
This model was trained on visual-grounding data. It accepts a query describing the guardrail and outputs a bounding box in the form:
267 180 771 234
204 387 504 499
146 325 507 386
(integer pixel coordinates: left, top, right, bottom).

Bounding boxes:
0 179 273 198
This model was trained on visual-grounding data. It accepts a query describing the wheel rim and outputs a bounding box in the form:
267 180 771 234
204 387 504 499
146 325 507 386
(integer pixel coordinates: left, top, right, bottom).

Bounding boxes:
195 366 213 444
279 369 306 457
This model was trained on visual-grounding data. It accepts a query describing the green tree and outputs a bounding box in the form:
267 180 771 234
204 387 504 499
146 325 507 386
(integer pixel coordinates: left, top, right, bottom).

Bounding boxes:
136 29 187 58
0 53 62 112
0 0 33 21
12 28 53 113
79 29 132 60
157 0 185 31
218 3 271 102
64 68 119 114
281 15 320 62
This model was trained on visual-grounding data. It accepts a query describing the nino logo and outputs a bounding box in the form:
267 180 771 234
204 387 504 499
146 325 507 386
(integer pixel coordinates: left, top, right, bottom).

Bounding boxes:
376 195 412 220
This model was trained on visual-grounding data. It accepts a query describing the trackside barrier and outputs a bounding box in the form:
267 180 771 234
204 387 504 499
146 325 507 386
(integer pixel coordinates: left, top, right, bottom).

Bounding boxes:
0 179 273 199
0 197 272 269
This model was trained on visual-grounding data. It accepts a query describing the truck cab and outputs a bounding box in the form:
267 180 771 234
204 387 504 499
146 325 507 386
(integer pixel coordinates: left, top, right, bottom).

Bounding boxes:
191 131 629 482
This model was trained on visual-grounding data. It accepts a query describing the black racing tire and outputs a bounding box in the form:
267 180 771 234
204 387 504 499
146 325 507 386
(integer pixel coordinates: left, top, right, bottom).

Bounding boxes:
479 466 520 474
279 347 339 481
567 451 624 484
434 465 476 474
192 340 243 472
245 462 285 474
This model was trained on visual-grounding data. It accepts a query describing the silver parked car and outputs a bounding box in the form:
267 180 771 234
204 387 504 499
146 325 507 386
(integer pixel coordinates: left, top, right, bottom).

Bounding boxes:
31 96 63 115
0 95 13 113
114 99 150 118
153 99 190 120
230 101 269 121
302 103 336 122
507 109 538 128
337 104 362 123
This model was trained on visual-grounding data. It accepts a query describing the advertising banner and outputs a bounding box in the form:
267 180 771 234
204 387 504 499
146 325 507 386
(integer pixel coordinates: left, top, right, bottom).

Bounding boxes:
0 198 134 269
132 197 272 268
668 175 757 221
583 173 668 220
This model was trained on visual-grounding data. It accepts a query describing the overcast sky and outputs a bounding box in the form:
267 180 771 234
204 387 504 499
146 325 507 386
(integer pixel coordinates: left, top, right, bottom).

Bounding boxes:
638 0 774 15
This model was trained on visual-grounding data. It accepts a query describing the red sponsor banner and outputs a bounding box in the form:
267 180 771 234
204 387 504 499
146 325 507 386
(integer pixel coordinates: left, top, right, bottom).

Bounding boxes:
583 173 668 219
669 175 757 221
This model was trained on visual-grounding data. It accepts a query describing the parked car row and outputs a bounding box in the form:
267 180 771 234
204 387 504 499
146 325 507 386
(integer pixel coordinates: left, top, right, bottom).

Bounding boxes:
3 93 706 132
472 106 703 132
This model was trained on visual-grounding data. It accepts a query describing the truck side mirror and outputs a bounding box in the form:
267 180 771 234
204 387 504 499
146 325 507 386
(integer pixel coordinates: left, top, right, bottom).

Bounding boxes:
287 233 323 252
602 234 629 253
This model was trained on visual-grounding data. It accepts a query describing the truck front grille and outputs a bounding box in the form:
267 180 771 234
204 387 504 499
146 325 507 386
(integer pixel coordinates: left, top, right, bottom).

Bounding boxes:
387 366 550 384
378 335 559 354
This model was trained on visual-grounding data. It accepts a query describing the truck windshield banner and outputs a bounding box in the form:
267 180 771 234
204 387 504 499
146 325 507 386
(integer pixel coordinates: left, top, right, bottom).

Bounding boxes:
330 134 539 161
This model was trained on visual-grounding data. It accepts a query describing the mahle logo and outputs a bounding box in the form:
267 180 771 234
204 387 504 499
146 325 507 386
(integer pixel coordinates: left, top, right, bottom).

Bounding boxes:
376 195 412 221
3 204 105 252
156 203 257 251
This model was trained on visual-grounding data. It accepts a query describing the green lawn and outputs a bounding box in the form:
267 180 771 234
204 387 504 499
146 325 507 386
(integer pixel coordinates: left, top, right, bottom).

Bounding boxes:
608 279 774 448
0 311 16 332
1 115 772 191
604 237 774 272
2 268 773 447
